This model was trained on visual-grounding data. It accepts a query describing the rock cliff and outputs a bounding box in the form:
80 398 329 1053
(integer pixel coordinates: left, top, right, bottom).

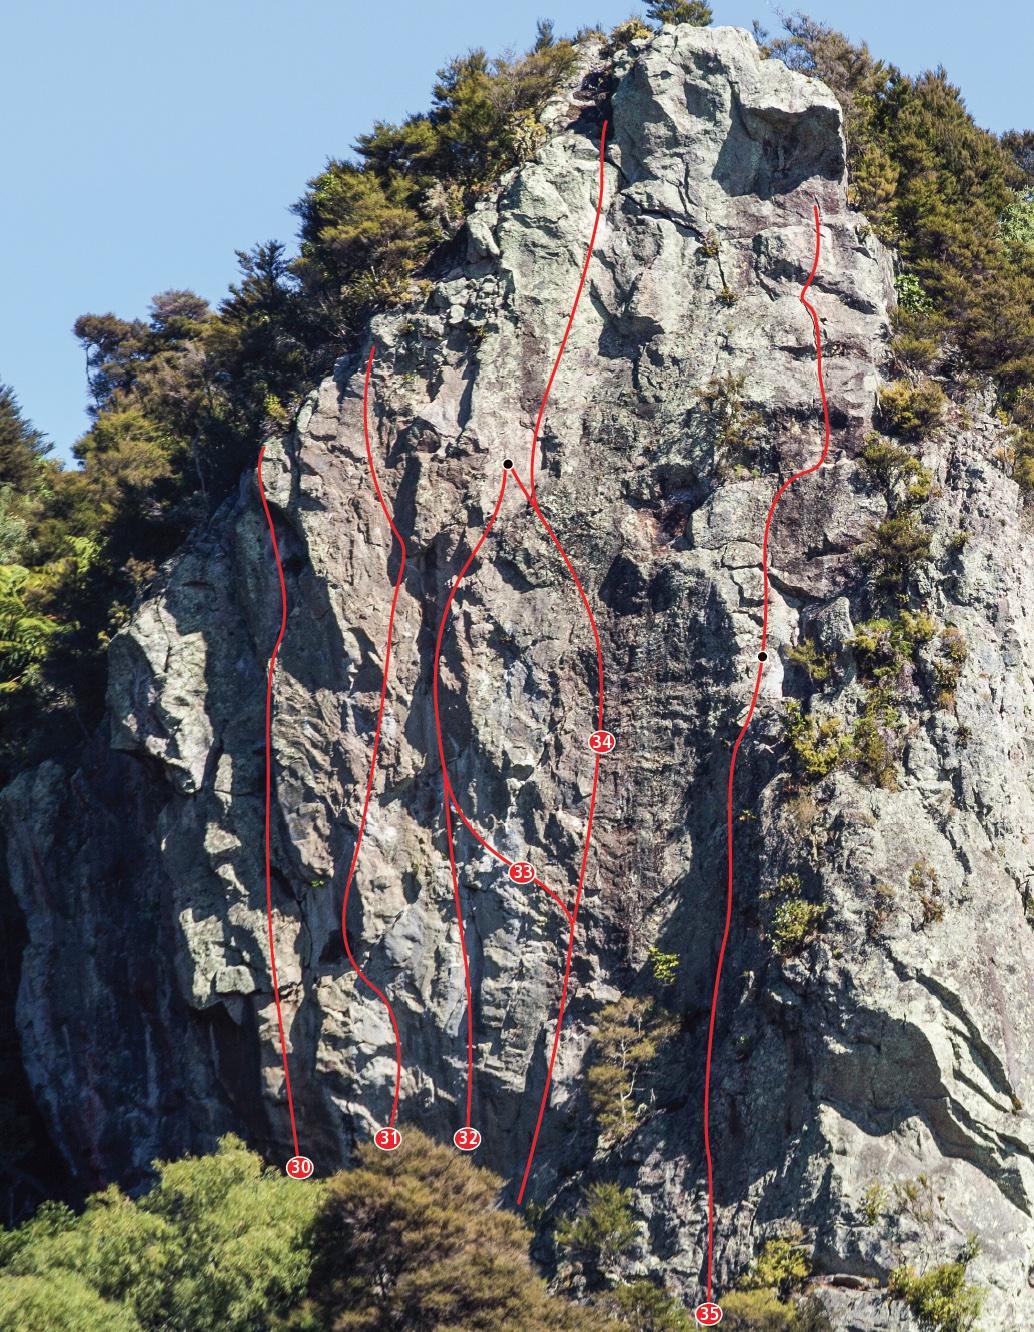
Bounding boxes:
4 23 1034 1328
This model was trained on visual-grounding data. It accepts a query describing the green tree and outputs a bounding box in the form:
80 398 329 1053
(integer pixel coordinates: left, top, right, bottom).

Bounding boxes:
0 384 50 494
647 1 712 26
294 1129 605 1331
0 1271 141 1331
585 998 678 1141
594 1278 691 1329
556 1182 638 1276
0 1136 321 1332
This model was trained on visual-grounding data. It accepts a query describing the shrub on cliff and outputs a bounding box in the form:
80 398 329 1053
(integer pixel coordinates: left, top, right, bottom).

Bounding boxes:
888 1260 983 1331
878 379 946 441
585 997 679 1141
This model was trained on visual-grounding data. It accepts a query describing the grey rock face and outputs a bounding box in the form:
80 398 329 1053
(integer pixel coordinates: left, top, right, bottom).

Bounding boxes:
4 24 1034 1328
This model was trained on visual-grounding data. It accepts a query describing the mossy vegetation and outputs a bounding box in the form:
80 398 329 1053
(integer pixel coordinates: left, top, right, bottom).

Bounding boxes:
647 946 680 986
861 1181 889 1225
770 897 828 956
866 881 897 938
851 609 936 680
910 859 944 926
852 687 904 789
860 433 934 504
786 636 834 684
694 372 765 476
861 513 933 592
933 625 968 707
784 700 854 779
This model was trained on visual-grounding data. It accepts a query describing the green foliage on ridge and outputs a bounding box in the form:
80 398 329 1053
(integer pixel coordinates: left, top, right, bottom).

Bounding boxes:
0 25 579 784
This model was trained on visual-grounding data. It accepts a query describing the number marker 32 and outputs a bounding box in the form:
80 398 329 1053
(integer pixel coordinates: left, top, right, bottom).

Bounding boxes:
453 1127 482 1151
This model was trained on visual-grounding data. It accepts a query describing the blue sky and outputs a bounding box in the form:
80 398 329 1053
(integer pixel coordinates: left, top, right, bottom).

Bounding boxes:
3 1 1030 461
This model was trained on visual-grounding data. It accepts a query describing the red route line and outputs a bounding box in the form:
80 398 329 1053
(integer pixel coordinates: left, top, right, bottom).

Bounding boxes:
257 440 302 1161
529 120 609 499
337 345 405 1128
430 122 609 1181
701 203 832 1305
432 470 508 1131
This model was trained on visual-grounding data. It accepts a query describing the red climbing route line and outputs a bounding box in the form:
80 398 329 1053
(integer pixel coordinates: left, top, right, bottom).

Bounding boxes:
516 757 602 1204
529 120 609 499
257 439 302 1161
701 203 832 1305
431 464 606 1186
510 469 605 731
430 123 609 1179
337 345 405 1128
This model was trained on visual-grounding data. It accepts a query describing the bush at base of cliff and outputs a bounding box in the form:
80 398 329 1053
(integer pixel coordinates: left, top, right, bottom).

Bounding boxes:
0 1136 321 1332
592 1278 692 1329
0 1130 613 1332
720 1290 832 1330
292 1129 609 1332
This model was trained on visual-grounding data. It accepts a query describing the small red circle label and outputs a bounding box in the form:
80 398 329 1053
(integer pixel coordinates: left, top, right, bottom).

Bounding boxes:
374 1127 402 1151
589 729 616 754
285 1155 314 1179
694 1304 723 1326
508 861 535 884
453 1127 482 1151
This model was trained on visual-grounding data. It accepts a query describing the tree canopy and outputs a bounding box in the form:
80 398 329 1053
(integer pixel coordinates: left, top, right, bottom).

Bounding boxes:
0 1131 621 1332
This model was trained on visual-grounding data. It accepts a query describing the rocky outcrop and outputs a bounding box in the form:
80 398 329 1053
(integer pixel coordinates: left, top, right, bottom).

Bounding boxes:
4 23 1034 1328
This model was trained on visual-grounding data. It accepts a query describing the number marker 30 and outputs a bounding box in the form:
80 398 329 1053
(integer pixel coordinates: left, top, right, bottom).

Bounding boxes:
285 1155 314 1179
374 1127 402 1151
694 1303 723 1326
508 861 535 884
453 1127 482 1151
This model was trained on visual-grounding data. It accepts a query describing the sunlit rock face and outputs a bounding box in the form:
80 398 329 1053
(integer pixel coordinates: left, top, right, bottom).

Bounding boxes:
4 24 1033 1328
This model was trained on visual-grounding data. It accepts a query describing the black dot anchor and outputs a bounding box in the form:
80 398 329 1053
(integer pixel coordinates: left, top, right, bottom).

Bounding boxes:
503 457 513 469
758 651 768 661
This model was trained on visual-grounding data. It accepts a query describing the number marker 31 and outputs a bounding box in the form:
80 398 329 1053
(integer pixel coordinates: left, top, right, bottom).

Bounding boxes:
374 1127 402 1151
